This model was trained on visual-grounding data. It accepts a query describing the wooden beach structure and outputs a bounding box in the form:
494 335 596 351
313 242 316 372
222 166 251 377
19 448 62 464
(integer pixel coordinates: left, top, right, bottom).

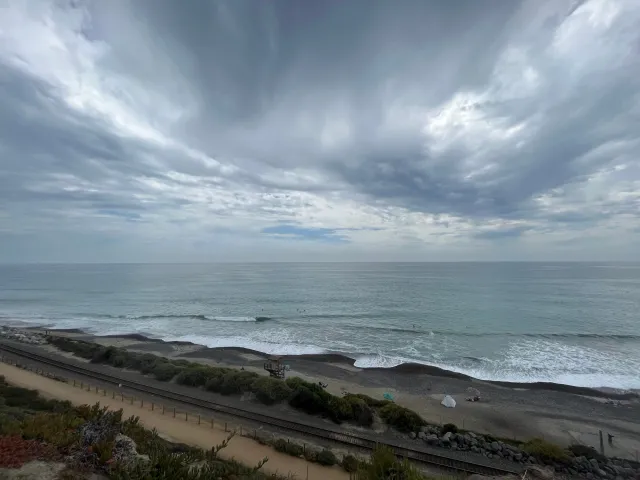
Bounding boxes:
264 355 286 379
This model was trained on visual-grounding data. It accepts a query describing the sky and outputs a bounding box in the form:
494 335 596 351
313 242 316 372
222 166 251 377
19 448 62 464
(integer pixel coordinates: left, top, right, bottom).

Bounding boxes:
0 0 639 263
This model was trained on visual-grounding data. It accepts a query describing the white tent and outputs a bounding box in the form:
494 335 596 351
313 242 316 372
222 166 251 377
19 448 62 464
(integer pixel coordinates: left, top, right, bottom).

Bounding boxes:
441 395 456 408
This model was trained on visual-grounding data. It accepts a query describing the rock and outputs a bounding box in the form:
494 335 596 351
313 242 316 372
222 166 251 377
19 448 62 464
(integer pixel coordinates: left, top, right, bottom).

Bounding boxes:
417 431 426 440
596 469 607 478
419 426 428 433
592 459 602 470
528 456 537 464
442 432 452 442
526 465 554 480
468 431 477 439
490 441 502 452
425 434 439 445
514 453 523 461
112 434 149 467
409 432 416 439
441 395 456 408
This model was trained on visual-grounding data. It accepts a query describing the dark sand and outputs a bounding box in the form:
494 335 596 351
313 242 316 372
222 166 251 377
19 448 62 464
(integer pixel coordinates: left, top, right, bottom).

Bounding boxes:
25 328 640 461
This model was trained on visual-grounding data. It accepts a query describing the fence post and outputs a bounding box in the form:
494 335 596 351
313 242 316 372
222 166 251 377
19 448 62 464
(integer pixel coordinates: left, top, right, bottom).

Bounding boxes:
173 407 176 418
73 379 76 387
130 397 133 405
112 391 115 399
225 422 227 432
121 393 124 401
162 405 165 415
212 419 214 429
81 381 83 389
185 412 188 421
95 386 98 393
103 389 106 397
152 402 154 411
599 430 604 455
198 415 200 425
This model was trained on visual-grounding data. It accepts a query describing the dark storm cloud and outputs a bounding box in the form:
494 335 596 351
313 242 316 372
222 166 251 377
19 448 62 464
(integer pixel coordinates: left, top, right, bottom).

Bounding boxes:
1 0 639 261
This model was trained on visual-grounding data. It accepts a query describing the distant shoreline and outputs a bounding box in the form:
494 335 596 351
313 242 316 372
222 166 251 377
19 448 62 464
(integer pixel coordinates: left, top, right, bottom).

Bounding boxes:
34 327 639 400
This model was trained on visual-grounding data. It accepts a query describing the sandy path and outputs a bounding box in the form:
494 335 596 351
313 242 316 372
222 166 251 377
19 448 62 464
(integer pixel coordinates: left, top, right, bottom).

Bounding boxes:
0 363 348 480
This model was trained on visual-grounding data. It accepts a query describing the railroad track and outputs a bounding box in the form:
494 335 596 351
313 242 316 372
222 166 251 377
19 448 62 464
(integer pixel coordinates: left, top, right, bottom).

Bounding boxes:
0 341 520 477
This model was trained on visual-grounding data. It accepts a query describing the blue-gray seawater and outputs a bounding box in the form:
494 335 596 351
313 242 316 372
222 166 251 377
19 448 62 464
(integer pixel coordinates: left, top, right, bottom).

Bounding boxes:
1 263 638 389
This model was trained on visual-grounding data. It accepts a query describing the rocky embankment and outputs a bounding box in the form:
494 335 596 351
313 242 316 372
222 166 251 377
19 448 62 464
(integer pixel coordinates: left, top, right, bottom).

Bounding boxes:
0 327 47 345
410 426 640 479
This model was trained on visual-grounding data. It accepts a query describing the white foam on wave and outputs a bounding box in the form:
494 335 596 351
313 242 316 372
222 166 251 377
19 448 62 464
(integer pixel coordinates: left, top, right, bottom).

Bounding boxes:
162 334 327 356
213 316 256 322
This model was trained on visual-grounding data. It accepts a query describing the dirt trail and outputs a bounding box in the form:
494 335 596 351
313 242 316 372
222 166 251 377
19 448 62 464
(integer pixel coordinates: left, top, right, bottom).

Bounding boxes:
0 363 348 480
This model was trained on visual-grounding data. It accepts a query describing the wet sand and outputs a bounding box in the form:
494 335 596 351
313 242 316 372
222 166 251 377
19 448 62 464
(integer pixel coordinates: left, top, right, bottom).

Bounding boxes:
0 362 348 480
24 328 640 461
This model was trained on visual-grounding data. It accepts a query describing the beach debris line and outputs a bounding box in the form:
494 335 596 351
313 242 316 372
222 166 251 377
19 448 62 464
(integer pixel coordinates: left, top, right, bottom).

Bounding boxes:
441 395 456 408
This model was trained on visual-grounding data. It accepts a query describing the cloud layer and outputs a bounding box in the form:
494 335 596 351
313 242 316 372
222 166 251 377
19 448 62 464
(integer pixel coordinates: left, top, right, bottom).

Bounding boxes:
1 0 639 262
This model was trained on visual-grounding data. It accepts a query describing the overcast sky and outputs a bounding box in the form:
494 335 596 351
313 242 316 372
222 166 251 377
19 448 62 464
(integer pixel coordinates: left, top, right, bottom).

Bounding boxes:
1 0 639 263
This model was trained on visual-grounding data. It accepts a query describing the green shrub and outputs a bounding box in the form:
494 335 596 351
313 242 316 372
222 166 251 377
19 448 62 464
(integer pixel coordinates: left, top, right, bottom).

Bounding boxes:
273 438 288 453
343 395 374 427
285 376 312 390
138 354 160 375
379 403 425 433
111 354 127 368
204 369 230 393
91 345 120 364
316 449 337 466
175 366 213 387
523 438 570 464
358 445 426 480
441 423 458 434
328 396 353 423
286 442 304 457
250 377 292 405
352 393 391 408
219 371 260 395
272 439 303 457
303 448 319 462
568 444 606 462
151 362 182 381
342 454 359 473
288 386 328 416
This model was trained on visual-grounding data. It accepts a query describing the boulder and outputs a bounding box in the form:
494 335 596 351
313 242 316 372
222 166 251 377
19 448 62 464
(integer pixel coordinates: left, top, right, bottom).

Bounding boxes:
409 432 417 439
526 465 554 480
490 441 502 452
417 431 426 440
443 432 452 442
425 434 439 445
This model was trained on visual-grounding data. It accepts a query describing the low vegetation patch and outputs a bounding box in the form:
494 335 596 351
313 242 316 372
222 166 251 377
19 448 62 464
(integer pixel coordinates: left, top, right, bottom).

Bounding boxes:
379 403 425 433
523 438 570 464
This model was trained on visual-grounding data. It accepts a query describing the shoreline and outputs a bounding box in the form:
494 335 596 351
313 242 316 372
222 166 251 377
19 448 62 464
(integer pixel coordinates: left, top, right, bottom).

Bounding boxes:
33 327 639 400
5 324 640 460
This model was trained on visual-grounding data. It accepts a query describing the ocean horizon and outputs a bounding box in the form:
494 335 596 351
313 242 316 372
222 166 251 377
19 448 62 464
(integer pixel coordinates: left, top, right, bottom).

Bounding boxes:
1 262 639 390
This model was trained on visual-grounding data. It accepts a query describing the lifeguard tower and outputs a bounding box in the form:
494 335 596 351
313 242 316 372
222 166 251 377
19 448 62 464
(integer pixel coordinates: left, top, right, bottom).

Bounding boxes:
264 355 286 379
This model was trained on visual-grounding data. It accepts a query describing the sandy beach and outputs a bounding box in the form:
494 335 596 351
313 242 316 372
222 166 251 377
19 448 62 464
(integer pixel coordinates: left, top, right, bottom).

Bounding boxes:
0 361 348 480
10 327 640 462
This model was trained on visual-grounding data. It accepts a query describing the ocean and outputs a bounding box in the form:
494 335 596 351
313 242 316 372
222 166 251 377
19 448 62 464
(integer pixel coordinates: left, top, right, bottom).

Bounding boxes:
1 262 639 390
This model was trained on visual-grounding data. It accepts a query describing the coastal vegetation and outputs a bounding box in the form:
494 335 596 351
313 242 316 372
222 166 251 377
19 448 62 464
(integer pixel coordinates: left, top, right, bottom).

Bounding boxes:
0 376 444 479
47 337 409 430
